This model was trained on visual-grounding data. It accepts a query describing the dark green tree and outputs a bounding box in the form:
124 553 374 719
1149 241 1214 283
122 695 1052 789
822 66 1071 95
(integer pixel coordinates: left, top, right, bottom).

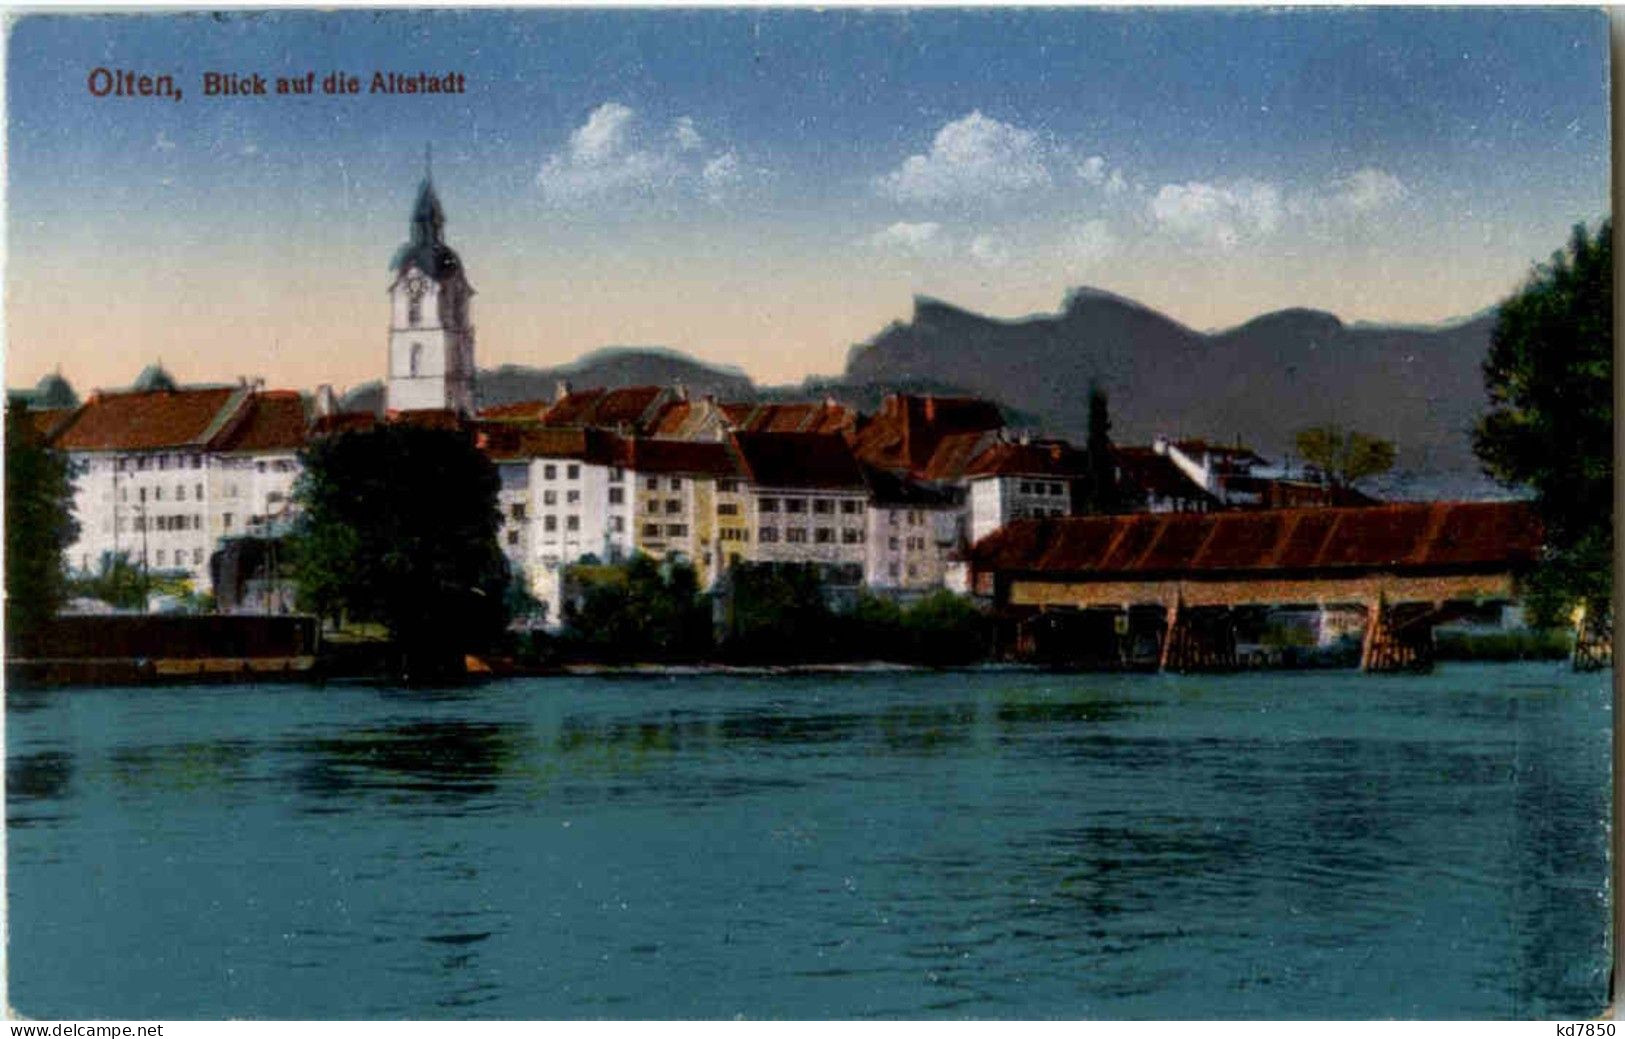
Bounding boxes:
1078 382 1120 513
5 403 79 652
1474 220 1613 626
1294 425 1397 487
291 424 511 681
562 554 711 662
69 550 150 611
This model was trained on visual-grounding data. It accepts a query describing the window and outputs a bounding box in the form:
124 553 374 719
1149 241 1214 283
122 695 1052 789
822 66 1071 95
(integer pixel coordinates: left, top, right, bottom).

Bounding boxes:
544 464 557 480
664 500 681 515
567 465 580 480
507 530 520 546
566 516 580 532
889 563 900 579
759 498 780 513
267 492 284 504
155 487 164 501
223 513 233 529
815 528 834 544
841 529 862 545
841 500 859 514
511 503 527 520
785 499 807 514
137 457 148 471
889 511 899 526
191 456 202 470
889 537 899 550
607 488 623 505
643 523 661 538
670 478 683 491
159 456 169 471
786 528 808 543
813 499 833 514
646 477 659 490
567 490 580 505
408 297 421 326
610 516 624 532
194 514 202 530
140 488 147 502
718 503 739 516
610 468 624 483
719 479 740 493
544 490 557 505
409 342 423 376
195 483 203 499
1019 480 1033 494
544 516 557 533
117 459 127 472
758 527 779 543
177 485 186 501
257 461 267 474
194 548 204 565
666 524 687 537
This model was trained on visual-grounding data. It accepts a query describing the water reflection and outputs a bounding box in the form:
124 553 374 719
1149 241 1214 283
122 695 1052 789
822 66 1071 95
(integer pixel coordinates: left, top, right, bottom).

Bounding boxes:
293 721 525 811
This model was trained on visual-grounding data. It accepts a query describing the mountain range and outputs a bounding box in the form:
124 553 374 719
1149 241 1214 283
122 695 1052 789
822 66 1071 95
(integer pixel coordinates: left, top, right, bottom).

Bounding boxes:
342 287 1499 482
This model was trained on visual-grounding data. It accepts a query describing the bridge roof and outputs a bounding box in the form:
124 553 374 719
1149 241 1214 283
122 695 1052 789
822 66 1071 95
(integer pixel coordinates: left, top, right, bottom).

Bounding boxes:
968 502 1541 579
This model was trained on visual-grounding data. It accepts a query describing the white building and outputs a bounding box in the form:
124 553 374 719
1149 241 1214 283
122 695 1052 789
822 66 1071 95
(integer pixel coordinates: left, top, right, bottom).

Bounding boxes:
862 466 962 596
50 378 308 596
960 438 1086 545
731 432 870 591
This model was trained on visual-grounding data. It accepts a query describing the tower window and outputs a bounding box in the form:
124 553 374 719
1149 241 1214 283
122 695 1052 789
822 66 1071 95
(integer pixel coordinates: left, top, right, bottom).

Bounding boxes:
408 298 421 326
410 343 423 377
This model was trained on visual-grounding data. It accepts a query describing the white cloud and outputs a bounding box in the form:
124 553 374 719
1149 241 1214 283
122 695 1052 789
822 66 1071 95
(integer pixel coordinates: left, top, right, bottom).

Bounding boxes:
868 221 948 259
154 131 176 152
673 116 704 152
1104 170 1128 196
1079 156 1107 186
1062 220 1118 265
968 233 1012 267
1328 167 1405 212
537 102 748 206
879 111 1052 204
1149 179 1283 249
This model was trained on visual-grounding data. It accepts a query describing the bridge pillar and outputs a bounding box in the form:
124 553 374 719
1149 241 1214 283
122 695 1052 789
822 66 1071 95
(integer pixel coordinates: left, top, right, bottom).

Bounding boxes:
1360 601 1435 673
1160 602 1238 673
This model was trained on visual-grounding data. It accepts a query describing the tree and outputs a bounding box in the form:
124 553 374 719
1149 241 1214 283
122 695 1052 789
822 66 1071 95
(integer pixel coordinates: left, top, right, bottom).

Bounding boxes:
69 550 150 611
290 424 511 681
562 554 711 662
5 403 79 651
1474 220 1613 625
1077 382 1121 513
1294 425 1397 487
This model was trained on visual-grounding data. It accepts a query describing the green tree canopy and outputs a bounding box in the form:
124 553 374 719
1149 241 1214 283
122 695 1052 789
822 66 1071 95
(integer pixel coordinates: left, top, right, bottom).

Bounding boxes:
562 553 711 662
1474 220 1613 624
5 403 79 651
1294 425 1397 487
291 423 510 681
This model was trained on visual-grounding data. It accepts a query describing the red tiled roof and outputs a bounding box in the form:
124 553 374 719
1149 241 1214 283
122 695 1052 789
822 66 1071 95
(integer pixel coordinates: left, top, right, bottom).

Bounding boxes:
479 399 551 422
730 401 856 435
732 431 866 490
214 391 307 453
852 393 1005 474
478 425 628 466
961 439 1089 479
649 400 696 436
27 407 78 442
310 411 380 437
922 431 1000 482
543 386 666 430
967 502 1542 577
1114 446 1214 504
386 408 465 431
54 387 242 452
626 438 740 477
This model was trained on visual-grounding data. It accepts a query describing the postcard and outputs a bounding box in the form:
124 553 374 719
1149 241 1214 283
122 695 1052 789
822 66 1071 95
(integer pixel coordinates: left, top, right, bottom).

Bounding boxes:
3 7 1613 1023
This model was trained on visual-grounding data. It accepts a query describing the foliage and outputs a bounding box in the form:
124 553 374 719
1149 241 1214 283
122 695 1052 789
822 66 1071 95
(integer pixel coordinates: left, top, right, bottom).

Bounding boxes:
68 551 150 610
290 424 511 680
5 403 79 649
561 554 711 662
720 563 839 662
1294 425 1397 486
896 590 994 664
1077 382 1121 514
1473 220 1613 625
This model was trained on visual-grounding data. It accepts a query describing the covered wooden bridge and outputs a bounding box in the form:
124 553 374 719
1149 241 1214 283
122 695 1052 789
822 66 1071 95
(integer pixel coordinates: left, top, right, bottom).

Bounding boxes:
964 502 1546 672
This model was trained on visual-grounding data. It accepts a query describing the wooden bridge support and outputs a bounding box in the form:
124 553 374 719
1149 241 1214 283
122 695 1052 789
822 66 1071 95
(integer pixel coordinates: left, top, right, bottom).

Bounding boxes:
1360 601 1436 673
1159 602 1238 673
1572 606 1612 672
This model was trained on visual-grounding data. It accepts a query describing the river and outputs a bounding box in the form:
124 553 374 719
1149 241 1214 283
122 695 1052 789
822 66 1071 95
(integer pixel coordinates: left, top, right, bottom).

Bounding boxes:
6 664 1611 1019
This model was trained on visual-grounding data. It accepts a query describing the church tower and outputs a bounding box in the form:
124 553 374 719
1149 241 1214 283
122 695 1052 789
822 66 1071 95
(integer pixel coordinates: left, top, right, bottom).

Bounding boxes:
387 165 475 414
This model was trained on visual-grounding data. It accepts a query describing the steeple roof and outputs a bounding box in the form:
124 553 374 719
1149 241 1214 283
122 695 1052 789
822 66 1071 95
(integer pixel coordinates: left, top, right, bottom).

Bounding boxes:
390 174 463 280
131 363 177 393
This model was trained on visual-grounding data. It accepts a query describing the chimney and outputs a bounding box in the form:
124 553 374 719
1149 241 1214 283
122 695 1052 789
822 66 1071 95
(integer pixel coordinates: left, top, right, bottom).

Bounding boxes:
554 379 573 404
924 395 936 423
1153 435 1169 456
314 384 337 418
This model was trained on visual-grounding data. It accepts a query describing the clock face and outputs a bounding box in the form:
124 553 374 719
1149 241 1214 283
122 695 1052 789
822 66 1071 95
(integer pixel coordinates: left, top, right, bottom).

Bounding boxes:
405 275 428 301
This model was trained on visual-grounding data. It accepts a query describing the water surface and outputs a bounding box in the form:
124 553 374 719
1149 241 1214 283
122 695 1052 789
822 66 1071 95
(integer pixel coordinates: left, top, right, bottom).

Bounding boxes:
7 665 1611 1019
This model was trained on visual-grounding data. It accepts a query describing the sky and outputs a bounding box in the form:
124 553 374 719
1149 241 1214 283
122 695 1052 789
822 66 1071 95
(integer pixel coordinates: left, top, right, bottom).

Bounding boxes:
4 8 1611 396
